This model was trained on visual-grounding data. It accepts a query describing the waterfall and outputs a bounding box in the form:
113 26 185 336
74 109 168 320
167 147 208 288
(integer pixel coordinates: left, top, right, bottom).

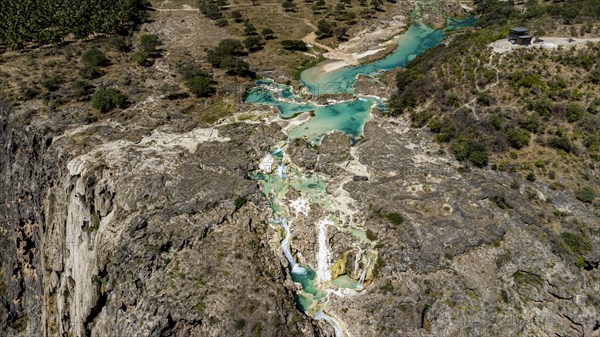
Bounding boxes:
275 218 306 275
357 257 371 289
315 310 345 337
276 164 287 179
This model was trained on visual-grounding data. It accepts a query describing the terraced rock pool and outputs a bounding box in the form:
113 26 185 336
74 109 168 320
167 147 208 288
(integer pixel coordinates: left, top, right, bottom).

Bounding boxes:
246 17 475 337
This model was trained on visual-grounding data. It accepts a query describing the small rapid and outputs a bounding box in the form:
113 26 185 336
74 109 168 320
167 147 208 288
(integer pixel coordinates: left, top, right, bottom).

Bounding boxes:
275 218 307 275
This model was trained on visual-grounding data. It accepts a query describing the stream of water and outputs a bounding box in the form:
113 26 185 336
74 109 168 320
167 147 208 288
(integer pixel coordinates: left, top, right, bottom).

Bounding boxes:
247 17 474 337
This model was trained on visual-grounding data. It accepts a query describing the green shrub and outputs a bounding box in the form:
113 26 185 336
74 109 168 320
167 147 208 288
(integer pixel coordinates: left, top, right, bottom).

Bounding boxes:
81 47 108 67
79 64 102 79
527 98 554 117
91 88 128 112
469 149 489 167
132 51 150 66
513 271 543 286
575 186 596 203
41 76 61 92
262 28 275 39
231 10 243 22
235 196 247 210
108 36 129 51
410 110 432 127
252 323 263 337
590 66 600 84
562 231 591 255
280 40 308 52
476 91 494 106
72 80 94 98
243 36 263 52
519 113 543 133
185 75 215 97
428 115 442 133
566 102 585 122
506 128 530 149
234 319 246 330
548 136 572 153
384 212 404 225
526 172 536 182
139 34 160 54
491 195 511 209
215 18 229 27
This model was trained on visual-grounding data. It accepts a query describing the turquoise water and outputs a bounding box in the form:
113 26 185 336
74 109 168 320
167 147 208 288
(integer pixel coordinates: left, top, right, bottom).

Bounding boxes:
248 18 474 316
332 275 361 290
245 85 377 143
244 17 474 144
291 266 327 311
301 17 476 94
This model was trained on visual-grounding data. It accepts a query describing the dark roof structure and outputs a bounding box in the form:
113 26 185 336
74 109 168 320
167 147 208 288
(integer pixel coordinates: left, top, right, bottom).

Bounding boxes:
511 27 530 33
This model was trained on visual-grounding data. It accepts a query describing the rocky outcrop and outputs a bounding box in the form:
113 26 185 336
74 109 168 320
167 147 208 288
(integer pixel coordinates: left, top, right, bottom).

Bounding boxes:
0 104 319 337
313 117 600 337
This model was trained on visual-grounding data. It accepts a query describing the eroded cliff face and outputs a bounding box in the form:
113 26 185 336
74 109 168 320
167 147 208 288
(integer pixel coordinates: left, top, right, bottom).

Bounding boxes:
0 104 322 337
1 99 599 337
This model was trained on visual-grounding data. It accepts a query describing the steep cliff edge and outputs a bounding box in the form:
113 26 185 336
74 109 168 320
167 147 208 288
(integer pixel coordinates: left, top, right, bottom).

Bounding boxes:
0 103 322 337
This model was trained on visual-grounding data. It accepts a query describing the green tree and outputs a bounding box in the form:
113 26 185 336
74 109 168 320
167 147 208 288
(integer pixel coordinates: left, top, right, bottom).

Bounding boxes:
244 36 263 52
262 28 275 39
0 0 148 50
506 128 531 149
317 19 334 38
81 48 109 67
280 40 308 51
244 23 257 35
231 10 243 22
199 0 222 19
220 56 253 76
282 0 296 11
185 75 216 97
91 88 128 112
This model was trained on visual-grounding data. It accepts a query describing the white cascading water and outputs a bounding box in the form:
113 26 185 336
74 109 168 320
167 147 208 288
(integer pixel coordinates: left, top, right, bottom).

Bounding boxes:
315 310 345 337
275 218 306 275
357 257 371 289
276 164 287 178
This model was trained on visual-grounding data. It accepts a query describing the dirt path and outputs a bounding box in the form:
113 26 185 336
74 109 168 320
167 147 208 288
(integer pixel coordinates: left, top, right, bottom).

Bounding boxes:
152 4 199 11
490 37 600 53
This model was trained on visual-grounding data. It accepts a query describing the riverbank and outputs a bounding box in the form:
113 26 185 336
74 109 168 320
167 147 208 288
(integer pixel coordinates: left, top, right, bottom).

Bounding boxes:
303 14 410 74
